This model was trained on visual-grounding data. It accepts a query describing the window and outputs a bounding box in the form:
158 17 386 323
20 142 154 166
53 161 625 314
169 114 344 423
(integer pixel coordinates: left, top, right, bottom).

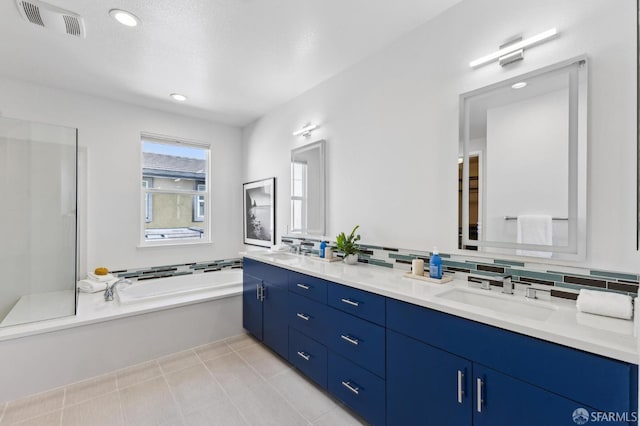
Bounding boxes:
141 136 210 244
291 161 307 232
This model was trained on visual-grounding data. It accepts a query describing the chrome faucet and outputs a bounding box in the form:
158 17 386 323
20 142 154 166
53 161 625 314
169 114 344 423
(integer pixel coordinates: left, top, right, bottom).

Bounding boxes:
500 275 513 295
468 277 492 290
104 278 132 302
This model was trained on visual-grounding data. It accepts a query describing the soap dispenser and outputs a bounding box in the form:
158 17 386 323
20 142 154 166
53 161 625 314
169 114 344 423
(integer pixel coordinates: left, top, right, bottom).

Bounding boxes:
319 241 327 258
429 248 442 279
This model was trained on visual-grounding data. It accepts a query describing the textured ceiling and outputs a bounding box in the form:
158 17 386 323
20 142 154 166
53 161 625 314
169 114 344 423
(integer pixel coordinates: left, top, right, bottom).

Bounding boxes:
0 0 462 126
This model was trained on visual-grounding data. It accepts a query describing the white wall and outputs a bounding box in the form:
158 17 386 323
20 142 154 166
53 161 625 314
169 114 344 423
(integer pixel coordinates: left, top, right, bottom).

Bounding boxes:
0 78 244 278
242 0 638 272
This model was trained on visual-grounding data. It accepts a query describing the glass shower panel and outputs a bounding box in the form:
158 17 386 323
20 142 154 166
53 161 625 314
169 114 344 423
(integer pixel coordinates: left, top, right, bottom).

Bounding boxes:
0 116 77 327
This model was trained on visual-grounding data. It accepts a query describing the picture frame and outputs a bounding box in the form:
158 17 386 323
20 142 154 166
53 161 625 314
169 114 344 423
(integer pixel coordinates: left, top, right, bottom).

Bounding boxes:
243 177 276 247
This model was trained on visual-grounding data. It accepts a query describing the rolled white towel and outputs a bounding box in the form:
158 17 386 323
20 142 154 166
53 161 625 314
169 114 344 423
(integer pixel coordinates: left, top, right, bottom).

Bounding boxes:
576 289 633 320
87 272 115 282
78 278 117 293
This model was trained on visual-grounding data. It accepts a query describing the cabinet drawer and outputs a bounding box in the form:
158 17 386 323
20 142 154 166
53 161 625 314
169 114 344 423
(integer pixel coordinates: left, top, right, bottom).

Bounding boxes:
289 292 328 344
327 308 385 378
328 283 385 325
387 298 637 414
328 352 385 426
289 328 327 389
289 271 328 303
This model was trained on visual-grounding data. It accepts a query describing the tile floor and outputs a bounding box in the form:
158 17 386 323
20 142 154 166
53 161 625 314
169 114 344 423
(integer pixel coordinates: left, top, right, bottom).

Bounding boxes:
0 334 367 426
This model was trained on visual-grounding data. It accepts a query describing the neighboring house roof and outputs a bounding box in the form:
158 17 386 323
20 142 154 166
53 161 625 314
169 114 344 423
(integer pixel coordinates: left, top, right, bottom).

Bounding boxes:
142 152 206 180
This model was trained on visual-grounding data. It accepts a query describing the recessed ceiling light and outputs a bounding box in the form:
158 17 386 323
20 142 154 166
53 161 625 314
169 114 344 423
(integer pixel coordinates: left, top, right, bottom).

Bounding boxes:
109 9 139 27
170 93 188 102
512 82 527 89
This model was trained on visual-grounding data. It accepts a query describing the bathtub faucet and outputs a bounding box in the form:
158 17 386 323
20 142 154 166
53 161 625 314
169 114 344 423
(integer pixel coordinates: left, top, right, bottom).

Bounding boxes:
104 278 132 302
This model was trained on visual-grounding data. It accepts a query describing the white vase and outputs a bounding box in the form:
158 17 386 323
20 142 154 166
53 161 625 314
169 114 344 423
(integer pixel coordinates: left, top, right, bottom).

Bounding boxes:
343 254 358 265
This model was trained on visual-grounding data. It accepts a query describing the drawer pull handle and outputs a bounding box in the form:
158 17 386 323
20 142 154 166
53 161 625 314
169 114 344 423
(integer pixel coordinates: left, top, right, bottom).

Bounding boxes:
296 351 311 361
297 283 310 290
340 334 359 345
341 381 360 395
341 298 360 307
476 378 483 413
457 370 464 404
296 313 310 321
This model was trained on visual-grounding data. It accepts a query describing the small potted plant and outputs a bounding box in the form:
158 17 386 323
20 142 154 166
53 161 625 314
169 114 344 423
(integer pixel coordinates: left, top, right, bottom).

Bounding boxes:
335 225 361 265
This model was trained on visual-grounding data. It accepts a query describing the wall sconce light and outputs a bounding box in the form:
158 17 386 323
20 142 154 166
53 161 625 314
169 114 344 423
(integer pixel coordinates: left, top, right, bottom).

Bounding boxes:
293 123 319 137
469 28 559 69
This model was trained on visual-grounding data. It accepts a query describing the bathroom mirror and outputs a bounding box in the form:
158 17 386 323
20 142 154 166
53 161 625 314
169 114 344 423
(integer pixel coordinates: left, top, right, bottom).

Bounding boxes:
459 57 587 260
290 140 326 235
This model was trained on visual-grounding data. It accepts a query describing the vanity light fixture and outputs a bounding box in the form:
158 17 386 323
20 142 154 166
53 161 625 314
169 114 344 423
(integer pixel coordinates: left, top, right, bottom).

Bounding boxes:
109 9 139 27
469 28 558 69
512 82 527 89
170 93 187 102
293 123 319 137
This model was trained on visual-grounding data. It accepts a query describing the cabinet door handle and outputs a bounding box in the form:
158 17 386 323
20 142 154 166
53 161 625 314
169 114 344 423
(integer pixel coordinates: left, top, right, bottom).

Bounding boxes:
340 298 360 307
296 313 310 321
341 380 360 395
256 284 260 300
476 378 483 413
457 370 464 404
296 351 310 361
297 283 310 290
340 334 360 345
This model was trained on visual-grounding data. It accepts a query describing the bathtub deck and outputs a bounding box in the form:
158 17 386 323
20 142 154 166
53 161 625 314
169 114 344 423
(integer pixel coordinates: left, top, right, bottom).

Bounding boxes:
0 290 75 327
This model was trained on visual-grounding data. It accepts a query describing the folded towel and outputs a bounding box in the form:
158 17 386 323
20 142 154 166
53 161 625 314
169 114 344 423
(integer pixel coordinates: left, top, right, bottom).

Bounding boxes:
516 214 553 258
87 272 115 282
78 278 118 293
576 289 633 320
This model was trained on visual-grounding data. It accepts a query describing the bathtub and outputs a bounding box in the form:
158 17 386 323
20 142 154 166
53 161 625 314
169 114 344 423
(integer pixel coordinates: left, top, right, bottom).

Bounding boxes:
116 269 242 304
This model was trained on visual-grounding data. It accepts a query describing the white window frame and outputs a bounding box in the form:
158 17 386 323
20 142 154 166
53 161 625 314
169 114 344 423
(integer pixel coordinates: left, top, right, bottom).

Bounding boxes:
142 177 153 223
140 134 212 247
193 183 206 222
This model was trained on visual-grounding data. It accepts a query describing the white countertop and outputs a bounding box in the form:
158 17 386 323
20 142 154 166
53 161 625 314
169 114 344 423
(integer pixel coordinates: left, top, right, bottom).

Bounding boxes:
244 251 640 364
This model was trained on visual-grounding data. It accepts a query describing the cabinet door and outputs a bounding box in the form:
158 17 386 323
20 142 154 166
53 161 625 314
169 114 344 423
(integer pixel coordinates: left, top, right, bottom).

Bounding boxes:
387 330 472 426
263 276 289 360
242 270 263 340
473 365 619 426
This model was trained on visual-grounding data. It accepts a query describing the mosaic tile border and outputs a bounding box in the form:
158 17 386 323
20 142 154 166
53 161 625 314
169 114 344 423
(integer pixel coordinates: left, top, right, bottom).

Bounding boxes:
110 258 243 281
281 236 638 300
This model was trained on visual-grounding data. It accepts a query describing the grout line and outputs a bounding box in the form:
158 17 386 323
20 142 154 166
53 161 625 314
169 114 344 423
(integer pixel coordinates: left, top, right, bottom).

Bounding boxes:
0 402 5 424
201 351 251 426
59 389 66 426
159 370 186 426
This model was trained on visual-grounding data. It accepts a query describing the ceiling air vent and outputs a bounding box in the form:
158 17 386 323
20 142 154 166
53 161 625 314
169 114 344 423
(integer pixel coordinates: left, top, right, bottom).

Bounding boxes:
16 0 86 38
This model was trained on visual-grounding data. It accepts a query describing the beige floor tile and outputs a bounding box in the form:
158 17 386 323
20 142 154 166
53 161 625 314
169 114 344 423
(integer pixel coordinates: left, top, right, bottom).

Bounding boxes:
227 381 307 426
61 391 122 426
193 340 232 362
311 405 367 426
116 361 162 389
236 344 291 379
0 402 6 422
182 398 247 426
225 333 259 351
2 389 64 425
157 350 201 375
203 353 263 395
119 377 181 426
64 373 117 406
165 364 226 415
12 410 61 426
269 370 336 422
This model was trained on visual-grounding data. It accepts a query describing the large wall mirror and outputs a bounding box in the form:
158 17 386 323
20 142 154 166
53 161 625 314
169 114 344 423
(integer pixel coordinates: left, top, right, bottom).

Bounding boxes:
459 57 587 260
290 140 326 236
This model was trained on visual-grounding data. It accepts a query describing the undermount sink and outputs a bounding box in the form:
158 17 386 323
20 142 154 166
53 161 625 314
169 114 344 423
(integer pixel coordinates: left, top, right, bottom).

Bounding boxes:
260 252 300 261
436 288 556 321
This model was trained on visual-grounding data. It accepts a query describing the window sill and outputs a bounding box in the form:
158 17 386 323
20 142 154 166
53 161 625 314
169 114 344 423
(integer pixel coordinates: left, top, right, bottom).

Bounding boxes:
137 239 213 249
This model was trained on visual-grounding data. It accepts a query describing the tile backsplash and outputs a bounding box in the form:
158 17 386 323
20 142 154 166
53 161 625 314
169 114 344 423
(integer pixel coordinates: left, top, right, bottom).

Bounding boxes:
281 236 638 301
110 258 243 281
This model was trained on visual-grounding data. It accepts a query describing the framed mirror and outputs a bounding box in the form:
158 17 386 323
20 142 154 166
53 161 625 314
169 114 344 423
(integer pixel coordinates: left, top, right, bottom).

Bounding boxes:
290 140 326 236
459 57 587 260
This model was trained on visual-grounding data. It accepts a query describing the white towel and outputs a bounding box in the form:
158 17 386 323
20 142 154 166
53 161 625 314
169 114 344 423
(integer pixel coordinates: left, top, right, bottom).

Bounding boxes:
576 289 633 320
78 278 118 293
516 215 553 258
87 272 115 282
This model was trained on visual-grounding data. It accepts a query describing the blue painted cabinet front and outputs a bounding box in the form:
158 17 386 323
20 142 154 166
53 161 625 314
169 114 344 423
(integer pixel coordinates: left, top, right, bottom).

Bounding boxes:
387 330 472 425
242 258 289 360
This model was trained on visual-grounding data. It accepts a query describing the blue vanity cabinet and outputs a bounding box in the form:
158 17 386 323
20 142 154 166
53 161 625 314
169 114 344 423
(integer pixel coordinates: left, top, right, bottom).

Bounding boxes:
387 298 638 426
242 258 289 360
387 330 472 425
